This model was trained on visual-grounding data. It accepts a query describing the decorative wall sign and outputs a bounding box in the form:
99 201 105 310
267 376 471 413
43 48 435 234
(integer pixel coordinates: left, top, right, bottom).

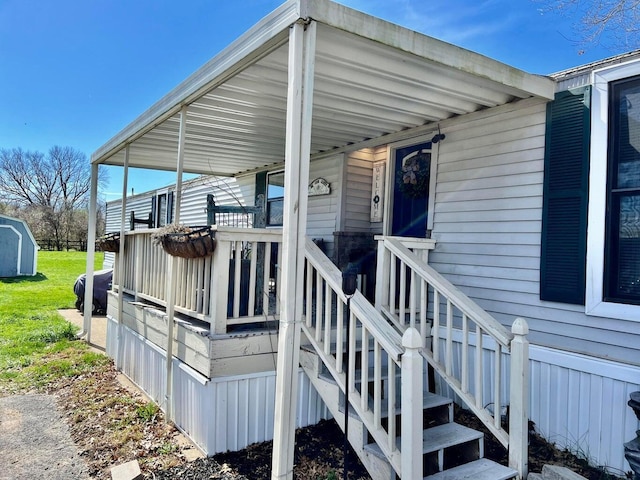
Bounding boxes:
370 161 385 222
308 177 331 196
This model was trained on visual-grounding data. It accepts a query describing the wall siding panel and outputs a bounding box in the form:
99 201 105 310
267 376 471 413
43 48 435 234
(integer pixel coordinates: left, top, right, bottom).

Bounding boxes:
306 155 342 258
344 149 375 232
428 98 640 366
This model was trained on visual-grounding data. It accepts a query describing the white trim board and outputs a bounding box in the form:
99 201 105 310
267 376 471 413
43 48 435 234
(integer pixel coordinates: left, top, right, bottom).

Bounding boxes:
586 58 640 321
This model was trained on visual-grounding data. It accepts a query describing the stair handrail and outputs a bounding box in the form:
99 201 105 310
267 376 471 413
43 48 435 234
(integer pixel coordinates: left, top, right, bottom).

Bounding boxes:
303 238 408 474
384 237 513 348
305 238 404 361
381 237 529 478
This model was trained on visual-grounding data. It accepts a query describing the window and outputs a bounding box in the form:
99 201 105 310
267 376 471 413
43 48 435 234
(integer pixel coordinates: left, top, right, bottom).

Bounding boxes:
157 194 167 228
151 191 173 228
603 77 640 304
587 61 640 320
267 171 284 227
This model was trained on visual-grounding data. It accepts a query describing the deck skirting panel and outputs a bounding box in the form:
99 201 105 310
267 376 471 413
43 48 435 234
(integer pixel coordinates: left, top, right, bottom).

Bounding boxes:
106 316 330 455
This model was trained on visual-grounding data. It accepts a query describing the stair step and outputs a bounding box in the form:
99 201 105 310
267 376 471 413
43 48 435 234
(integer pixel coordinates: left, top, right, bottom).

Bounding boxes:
301 337 375 355
318 366 390 385
425 458 517 479
337 390 452 418
364 422 483 459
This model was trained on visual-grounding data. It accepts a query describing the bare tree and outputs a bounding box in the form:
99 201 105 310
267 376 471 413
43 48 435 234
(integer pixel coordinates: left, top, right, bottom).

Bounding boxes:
541 0 640 51
0 146 108 249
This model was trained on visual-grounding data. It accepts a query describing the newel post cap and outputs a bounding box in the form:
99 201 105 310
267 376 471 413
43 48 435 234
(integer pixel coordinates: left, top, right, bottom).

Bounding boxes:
402 327 422 349
512 317 529 336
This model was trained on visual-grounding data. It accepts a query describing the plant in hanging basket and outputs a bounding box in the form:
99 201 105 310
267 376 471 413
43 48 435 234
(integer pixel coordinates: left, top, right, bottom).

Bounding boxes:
396 152 431 198
97 232 120 252
152 224 216 259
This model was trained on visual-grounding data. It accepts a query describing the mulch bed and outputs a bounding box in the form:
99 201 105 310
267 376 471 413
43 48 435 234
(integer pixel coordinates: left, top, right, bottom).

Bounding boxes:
150 408 626 480
5 350 624 480
150 419 370 480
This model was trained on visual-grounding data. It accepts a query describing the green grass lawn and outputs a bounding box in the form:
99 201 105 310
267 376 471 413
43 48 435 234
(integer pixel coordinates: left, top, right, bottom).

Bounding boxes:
0 251 110 393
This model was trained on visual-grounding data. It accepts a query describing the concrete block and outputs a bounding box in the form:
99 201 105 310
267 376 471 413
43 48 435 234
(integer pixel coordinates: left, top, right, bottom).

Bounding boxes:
111 460 142 480
528 473 544 480
542 464 588 480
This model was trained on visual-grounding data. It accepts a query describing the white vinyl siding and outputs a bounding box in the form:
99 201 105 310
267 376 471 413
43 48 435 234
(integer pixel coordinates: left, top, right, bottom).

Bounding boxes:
306 155 342 259
105 176 254 231
344 148 375 232
428 97 640 366
178 176 254 226
105 194 154 233
104 194 157 268
104 176 253 269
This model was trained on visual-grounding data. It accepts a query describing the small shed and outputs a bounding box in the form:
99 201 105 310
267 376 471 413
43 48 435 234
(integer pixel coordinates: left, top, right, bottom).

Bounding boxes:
0 214 38 277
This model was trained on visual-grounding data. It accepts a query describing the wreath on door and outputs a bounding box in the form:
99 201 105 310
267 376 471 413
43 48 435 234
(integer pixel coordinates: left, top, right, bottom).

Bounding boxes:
396 152 431 198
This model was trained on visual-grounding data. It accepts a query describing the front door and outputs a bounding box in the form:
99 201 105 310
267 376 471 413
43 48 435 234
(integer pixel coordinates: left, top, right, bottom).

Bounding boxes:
391 142 432 237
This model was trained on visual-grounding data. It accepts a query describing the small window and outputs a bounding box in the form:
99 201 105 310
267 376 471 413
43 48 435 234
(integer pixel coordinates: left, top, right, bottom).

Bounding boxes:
152 192 173 228
156 194 167 228
267 171 284 227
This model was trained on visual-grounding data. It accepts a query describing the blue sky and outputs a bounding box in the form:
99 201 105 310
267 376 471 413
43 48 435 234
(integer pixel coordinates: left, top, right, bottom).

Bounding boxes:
0 0 626 200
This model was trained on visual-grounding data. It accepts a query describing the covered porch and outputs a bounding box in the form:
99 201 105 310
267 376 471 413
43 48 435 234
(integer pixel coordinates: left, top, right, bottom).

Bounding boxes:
85 1 554 479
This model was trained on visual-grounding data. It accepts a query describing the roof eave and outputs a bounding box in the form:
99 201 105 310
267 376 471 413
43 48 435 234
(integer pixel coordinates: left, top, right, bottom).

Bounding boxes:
91 0 302 165
92 0 557 168
307 0 555 101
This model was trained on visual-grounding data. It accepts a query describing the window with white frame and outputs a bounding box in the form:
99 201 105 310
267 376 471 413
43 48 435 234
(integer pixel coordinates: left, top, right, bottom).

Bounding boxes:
152 191 173 228
266 171 284 227
587 61 640 319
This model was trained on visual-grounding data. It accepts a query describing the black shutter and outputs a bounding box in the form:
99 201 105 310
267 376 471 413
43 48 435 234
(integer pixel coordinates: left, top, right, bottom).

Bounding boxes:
540 86 591 304
150 195 157 228
167 191 174 224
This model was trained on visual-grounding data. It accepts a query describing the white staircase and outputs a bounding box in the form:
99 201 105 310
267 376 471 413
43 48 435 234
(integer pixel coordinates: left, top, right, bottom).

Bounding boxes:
299 344 517 479
300 238 529 479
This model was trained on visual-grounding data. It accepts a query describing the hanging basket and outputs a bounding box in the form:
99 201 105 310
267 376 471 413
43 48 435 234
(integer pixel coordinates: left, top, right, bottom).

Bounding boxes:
97 232 120 252
157 226 216 259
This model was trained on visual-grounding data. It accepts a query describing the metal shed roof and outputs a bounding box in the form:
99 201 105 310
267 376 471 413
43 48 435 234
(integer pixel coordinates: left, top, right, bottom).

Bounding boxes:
92 0 555 177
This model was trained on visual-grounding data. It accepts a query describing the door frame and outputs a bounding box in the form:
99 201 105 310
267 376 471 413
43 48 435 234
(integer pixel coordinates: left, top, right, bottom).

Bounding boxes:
383 135 439 237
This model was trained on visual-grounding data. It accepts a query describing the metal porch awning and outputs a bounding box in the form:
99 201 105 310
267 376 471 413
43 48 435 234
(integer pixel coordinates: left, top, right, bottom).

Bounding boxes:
91 0 555 177
85 4 556 479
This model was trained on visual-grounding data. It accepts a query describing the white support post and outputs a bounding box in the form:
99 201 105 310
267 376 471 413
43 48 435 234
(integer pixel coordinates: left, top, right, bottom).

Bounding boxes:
173 105 187 221
271 19 316 480
375 237 389 312
208 239 231 335
114 147 130 370
401 327 423 480
508 317 529 480
134 236 143 301
164 105 188 423
82 163 99 342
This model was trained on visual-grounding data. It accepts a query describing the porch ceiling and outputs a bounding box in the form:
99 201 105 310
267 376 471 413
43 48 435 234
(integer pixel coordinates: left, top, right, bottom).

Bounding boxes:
92 1 555 177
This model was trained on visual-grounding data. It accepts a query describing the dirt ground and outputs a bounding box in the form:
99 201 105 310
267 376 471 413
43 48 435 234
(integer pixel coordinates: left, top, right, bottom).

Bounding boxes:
6 359 624 480
1 313 628 479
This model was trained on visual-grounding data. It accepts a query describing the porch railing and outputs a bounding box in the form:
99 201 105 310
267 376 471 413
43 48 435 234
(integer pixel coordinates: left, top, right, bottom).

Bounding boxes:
302 238 423 477
375 236 529 479
112 226 282 335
